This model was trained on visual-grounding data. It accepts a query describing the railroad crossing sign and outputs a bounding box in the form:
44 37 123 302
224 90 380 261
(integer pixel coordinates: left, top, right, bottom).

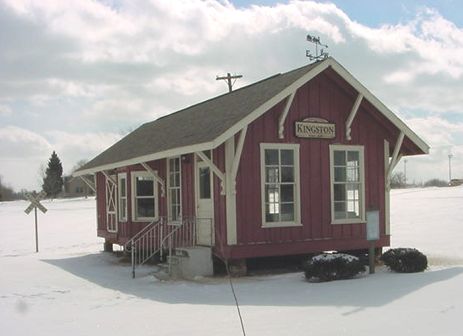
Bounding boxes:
24 191 47 252
24 191 47 214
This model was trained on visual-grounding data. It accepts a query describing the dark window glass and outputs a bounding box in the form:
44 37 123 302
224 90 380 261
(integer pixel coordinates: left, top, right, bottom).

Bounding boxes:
265 149 278 165
137 178 154 196
199 167 211 199
137 198 155 218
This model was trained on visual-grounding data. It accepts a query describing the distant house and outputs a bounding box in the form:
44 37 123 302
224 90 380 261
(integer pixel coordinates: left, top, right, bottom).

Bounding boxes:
449 179 463 187
62 175 95 198
74 57 428 275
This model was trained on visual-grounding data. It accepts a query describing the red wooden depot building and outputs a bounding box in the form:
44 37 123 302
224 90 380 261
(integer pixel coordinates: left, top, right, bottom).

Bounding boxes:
75 57 428 274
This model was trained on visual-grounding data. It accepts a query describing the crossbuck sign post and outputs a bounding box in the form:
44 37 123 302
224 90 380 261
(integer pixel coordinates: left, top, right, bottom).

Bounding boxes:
24 191 47 253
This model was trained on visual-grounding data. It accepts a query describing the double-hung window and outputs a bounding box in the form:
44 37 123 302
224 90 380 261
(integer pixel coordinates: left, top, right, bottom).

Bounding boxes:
260 143 300 227
330 145 365 224
167 157 182 222
118 173 127 222
132 171 158 221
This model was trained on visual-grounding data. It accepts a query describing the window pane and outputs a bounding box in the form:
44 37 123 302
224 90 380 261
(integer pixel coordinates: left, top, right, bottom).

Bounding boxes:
137 177 154 196
137 198 155 218
334 151 346 166
266 167 279 183
281 167 294 182
346 167 359 182
281 184 294 202
265 185 279 203
346 183 359 201
334 167 346 182
266 210 279 222
281 203 294 221
265 149 278 165
120 178 126 196
347 151 359 163
120 199 127 219
281 150 293 165
334 184 346 201
170 189 177 204
199 167 211 199
334 202 346 219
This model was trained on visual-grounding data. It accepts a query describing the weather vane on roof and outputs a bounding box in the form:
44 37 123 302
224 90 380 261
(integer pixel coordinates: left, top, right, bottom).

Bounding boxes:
306 34 329 62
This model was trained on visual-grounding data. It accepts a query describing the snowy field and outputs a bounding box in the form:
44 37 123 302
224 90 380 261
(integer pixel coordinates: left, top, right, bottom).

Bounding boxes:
1 187 462 336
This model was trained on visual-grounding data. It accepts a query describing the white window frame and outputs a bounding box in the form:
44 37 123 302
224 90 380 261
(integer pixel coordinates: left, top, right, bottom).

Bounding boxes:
260 143 301 228
131 171 158 222
329 144 366 224
117 173 128 222
167 156 182 223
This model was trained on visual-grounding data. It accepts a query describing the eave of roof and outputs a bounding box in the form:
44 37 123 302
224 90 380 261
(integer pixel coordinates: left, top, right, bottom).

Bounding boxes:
74 57 429 177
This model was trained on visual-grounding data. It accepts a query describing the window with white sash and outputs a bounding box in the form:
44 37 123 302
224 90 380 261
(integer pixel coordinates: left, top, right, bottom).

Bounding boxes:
330 145 365 224
167 157 182 222
260 143 301 228
118 173 127 222
132 171 158 221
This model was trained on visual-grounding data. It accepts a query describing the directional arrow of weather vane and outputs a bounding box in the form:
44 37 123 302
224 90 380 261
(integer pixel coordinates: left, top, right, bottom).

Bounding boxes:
24 191 48 252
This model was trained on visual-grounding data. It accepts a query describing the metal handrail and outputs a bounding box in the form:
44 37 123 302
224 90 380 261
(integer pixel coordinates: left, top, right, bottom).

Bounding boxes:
124 219 156 251
129 218 165 278
127 216 213 278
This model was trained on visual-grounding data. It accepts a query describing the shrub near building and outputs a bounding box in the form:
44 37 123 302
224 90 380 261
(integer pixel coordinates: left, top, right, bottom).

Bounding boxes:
381 248 428 273
304 253 366 282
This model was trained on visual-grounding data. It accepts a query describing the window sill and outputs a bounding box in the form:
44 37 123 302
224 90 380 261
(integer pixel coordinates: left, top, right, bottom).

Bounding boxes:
132 217 158 223
331 219 366 225
262 222 302 228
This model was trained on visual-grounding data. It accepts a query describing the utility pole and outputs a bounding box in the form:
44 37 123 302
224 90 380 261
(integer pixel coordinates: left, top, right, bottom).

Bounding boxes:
216 73 242 92
448 153 453 182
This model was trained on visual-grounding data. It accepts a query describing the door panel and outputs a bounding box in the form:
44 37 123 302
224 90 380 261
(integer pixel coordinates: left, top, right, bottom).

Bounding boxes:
196 160 213 246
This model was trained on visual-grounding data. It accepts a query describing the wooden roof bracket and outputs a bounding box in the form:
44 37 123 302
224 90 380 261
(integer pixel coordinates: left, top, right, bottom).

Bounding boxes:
386 131 405 181
345 93 363 141
101 171 117 185
278 91 296 139
79 175 96 193
140 162 165 197
196 151 226 195
229 126 248 194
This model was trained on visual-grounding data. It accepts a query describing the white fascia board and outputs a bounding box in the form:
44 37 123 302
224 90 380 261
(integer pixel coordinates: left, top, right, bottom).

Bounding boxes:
72 141 214 177
213 57 429 155
329 60 429 154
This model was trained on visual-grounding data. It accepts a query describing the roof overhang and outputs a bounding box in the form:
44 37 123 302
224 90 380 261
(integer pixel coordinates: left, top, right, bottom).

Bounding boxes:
214 57 429 155
73 141 214 176
75 57 429 177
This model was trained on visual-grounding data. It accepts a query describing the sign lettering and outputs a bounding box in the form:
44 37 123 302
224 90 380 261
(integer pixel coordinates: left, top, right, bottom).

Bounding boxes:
295 118 335 139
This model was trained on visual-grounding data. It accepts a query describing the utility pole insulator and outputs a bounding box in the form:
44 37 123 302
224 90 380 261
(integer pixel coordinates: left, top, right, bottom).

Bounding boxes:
216 73 243 93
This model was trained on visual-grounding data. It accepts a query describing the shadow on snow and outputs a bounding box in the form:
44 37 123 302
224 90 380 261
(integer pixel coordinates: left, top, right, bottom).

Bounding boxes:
43 252 463 309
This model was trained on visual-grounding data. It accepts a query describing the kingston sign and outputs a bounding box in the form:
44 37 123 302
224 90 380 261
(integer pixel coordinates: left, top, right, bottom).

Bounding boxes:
295 118 335 139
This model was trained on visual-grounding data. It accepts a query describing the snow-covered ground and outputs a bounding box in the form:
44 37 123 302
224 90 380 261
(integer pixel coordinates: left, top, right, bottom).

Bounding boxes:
1 187 462 336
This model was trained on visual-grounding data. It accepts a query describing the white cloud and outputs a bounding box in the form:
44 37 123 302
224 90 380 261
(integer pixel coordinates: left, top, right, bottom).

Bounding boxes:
1 0 463 189
0 126 52 158
45 130 122 174
0 104 12 116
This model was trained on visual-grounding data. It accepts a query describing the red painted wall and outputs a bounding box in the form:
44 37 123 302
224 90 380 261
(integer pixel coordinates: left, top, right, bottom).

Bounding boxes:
230 71 398 258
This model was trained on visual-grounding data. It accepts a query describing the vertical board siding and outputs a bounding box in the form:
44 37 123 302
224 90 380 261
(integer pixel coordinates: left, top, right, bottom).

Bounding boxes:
234 72 391 254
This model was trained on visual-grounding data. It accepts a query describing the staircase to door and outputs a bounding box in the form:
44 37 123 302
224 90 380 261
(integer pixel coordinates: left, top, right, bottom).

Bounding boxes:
125 217 213 278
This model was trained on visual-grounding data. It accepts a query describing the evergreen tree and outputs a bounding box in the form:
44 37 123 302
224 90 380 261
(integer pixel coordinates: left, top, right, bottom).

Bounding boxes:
42 151 64 198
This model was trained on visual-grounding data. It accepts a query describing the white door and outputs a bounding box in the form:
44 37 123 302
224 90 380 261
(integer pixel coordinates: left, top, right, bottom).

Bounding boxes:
196 159 214 246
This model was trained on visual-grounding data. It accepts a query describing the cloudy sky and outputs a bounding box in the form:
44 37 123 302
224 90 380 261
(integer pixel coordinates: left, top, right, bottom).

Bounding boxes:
1 0 462 191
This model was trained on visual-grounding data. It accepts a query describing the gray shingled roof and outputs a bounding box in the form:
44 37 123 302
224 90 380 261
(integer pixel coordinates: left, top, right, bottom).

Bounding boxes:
75 61 321 174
